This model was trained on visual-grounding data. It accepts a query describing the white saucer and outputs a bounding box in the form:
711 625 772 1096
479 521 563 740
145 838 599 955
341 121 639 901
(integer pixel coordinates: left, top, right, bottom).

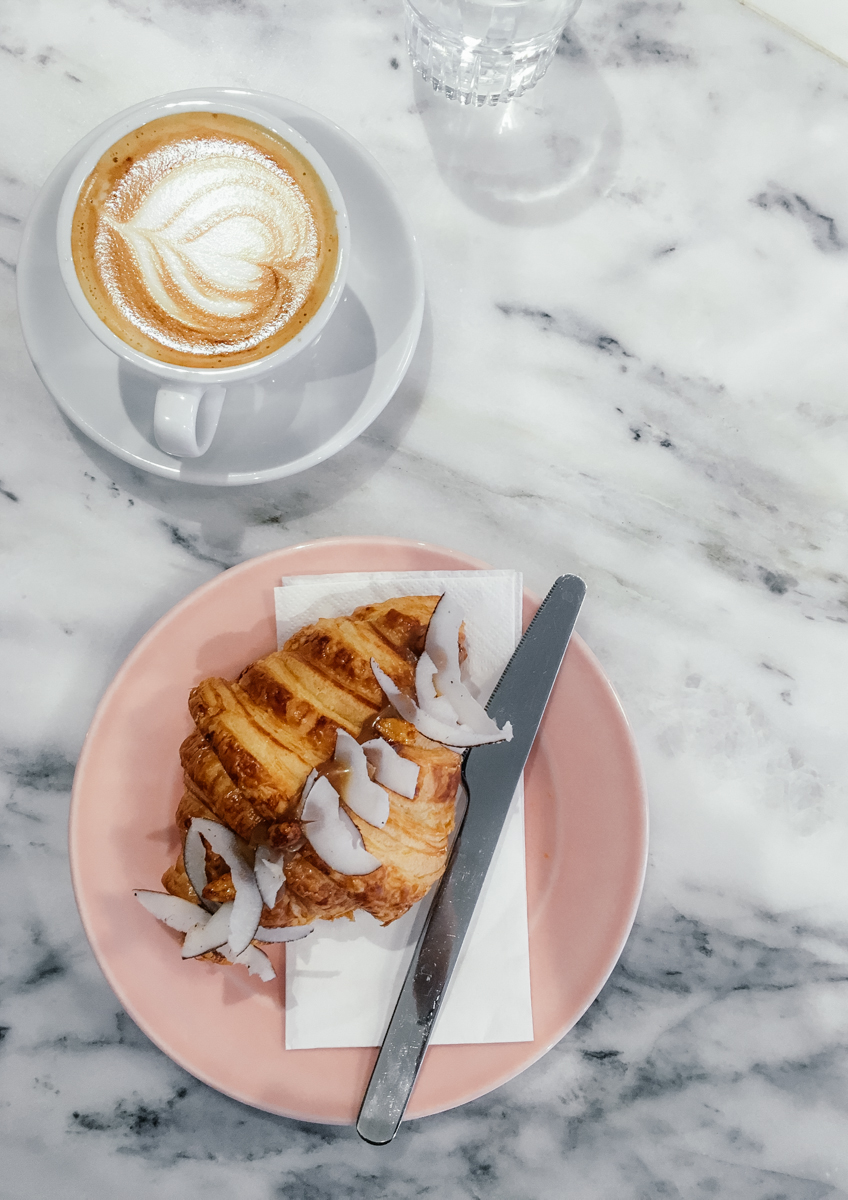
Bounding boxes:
16 90 424 486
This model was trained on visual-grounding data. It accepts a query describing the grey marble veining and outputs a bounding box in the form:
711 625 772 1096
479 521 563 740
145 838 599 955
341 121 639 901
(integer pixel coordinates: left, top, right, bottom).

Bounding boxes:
2 0 848 1195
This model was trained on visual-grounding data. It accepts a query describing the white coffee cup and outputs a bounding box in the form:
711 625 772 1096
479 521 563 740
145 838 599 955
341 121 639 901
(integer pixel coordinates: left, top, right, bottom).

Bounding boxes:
56 93 350 459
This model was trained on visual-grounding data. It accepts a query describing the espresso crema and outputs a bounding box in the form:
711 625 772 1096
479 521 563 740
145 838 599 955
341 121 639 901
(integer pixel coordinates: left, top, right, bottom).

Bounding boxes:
71 112 340 368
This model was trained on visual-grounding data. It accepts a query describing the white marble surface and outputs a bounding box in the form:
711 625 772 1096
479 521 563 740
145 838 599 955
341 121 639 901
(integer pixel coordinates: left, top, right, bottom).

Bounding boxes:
2 0 848 1195
742 0 848 64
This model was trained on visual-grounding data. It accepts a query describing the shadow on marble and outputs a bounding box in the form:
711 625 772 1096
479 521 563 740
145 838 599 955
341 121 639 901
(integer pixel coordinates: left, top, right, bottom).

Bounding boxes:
413 30 622 227
61 301 434 556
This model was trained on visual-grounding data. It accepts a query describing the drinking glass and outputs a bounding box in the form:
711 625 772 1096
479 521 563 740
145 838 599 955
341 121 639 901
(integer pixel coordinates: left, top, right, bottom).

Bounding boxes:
404 0 582 107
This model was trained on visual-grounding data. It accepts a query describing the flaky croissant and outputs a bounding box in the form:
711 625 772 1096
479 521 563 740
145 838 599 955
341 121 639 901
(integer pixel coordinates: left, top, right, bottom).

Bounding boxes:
163 595 462 932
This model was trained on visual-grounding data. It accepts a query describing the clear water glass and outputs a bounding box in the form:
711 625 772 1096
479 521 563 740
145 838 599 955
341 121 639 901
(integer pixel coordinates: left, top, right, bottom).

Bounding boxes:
404 0 582 107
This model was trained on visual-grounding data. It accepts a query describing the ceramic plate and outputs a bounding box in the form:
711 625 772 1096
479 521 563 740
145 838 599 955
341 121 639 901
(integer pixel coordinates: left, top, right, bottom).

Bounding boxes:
16 90 424 485
70 538 647 1124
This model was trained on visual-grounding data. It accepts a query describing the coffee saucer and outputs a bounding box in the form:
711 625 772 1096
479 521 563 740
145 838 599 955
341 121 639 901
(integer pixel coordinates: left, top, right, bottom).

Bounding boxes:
16 90 424 486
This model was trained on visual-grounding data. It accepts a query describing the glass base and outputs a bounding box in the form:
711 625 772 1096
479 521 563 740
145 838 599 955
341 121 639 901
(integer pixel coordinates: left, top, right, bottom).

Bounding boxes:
406 4 566 107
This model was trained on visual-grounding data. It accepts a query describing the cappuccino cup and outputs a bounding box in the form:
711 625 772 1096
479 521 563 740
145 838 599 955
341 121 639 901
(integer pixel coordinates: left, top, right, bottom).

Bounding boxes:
57 94 349 459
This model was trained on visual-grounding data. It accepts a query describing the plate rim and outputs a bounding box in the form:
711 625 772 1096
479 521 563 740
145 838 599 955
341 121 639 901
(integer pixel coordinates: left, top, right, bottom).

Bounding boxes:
70 536 648 1123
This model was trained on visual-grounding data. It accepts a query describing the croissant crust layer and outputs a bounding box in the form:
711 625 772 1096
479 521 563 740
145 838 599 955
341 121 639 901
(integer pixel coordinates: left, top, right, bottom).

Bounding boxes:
164 595 462 932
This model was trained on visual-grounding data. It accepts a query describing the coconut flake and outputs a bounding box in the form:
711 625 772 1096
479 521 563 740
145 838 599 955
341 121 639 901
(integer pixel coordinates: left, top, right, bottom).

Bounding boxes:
415 650 508 741
183 823 216 911
254 845 286 909
301 768 318 801
254 924 314 943
369 594 513 748
301 774 381 876
371 659 510 748
225 942 276 982
361 737 420 799
371 660 418 722
333 729 390 828
134 890 210 933
422 594 513 741
415 650 469 725
188 818 263 955
182 901 234 958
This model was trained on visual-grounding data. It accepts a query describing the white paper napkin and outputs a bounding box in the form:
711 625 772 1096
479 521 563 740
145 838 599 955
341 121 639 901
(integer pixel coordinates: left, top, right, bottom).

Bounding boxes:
275 569 534 1049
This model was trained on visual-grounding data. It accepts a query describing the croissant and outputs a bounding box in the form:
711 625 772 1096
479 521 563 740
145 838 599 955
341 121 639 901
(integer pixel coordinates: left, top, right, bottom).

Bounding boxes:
163 595 462 933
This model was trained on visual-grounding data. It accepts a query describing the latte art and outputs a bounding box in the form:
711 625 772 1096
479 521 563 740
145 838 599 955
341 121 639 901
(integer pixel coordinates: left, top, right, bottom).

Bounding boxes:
71 113 340 367
97 139 318 355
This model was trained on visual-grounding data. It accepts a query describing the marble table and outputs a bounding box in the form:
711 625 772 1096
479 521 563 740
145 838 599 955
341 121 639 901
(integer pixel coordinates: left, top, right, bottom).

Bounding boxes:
2 0 847 1195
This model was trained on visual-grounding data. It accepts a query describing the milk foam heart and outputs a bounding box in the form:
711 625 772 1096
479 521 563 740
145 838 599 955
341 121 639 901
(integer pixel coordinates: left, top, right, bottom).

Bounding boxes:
96 139 318 348
71 112 340 368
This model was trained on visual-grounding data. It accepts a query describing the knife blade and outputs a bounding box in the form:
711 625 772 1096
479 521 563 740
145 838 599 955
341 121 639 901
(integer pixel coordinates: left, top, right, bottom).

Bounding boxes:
356 573 586 1144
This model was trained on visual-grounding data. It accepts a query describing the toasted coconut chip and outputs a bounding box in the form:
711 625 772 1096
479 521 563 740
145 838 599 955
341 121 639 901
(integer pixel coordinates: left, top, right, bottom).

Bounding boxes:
183 824 217 913
182 902 234 959
421 594 513 742
415 648 508 740
189 818 263 956
414 651 460 726
134 890 209 933
361 737 420 799
333 729 390 828
371 659 510 748
301 774 381 876
254 925 314 943
371 659 420 725
301 768 318 804
225 942 276 982
254 845 286 909
370 592 513 747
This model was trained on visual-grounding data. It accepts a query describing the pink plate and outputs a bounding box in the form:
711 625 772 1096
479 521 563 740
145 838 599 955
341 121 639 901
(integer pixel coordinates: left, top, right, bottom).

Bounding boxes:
70 537 647 1124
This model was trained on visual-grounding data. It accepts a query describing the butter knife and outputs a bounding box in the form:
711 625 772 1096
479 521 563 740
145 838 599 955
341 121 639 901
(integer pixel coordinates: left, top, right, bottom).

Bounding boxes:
356 573 586 1144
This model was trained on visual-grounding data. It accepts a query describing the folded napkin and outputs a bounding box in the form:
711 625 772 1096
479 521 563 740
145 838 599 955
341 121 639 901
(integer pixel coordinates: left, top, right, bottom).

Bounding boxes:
275 569 534 1049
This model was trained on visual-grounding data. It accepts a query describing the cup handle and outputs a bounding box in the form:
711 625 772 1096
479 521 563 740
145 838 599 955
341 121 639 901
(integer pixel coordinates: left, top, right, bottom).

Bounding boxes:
153 385 226 458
